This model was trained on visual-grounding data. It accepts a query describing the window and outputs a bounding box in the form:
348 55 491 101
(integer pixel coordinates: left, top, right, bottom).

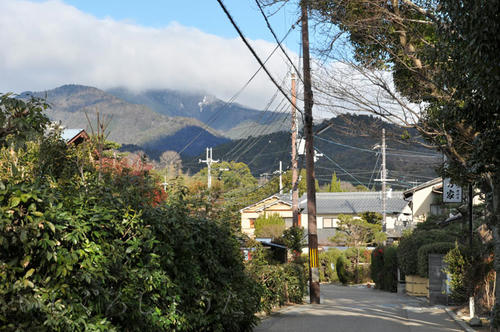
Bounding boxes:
323 218 335 228
249 219 255 228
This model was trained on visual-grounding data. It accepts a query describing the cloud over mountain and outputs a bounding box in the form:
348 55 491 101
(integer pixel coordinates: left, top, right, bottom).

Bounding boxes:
0 0 296 109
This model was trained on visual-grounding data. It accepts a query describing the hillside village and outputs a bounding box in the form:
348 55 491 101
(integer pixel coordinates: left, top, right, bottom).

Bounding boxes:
1 0 498 331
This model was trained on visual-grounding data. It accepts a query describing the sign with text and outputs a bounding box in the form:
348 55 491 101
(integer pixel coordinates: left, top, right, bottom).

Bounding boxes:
443 178 462 203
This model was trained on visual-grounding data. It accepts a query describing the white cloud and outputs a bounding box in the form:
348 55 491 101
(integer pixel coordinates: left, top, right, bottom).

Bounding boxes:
0 0 297 110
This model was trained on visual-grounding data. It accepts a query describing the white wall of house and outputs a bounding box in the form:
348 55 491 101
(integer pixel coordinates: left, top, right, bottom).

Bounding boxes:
411 185 438 223
240 201 293 238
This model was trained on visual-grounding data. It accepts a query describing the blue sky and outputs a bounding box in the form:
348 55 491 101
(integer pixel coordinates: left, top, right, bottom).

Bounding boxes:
62 0 303 50
1 0 306 109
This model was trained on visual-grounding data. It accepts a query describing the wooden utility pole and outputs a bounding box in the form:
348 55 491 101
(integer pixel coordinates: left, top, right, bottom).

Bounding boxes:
301 0 320 304
291 73 299 227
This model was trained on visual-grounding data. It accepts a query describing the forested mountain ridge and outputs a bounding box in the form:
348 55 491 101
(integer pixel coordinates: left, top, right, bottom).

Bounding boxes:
106 87 289 138
185 114 440 189
19 84 227 156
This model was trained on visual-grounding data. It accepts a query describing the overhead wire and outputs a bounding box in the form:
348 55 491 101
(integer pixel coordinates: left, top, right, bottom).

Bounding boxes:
177 21 298 155
216 0 303 116
254 0 303 83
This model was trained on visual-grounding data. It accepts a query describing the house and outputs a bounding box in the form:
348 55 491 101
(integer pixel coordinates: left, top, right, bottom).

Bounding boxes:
300 192 412 245
240 194 297 238
61 128 89 145
403 177 482 225
403 178 444 223
240 191 411 246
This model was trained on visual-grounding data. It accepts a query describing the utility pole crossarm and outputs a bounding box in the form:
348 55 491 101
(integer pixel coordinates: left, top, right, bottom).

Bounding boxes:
199 147 219 189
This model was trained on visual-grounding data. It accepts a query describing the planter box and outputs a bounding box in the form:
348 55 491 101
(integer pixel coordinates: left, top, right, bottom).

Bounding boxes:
405 275 429 297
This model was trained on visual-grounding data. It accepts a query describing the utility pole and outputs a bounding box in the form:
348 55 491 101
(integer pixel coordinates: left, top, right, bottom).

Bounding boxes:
301 0 320 304
375 129 395 232
291 73 299 227
199 147 219 189
274 161 284 194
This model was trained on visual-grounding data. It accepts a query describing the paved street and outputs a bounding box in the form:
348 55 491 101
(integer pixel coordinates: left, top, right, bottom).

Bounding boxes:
254 284 463 332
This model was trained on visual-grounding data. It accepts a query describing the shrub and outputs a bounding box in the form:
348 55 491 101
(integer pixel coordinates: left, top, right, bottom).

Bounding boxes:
246 249 307 314
417 242 455 277
371 246 397 291
336 254 352 285
254 214 285 239
383 246 398 292
319 248 342 283
371 247 385 288
398 229 458 276
444 243 469 303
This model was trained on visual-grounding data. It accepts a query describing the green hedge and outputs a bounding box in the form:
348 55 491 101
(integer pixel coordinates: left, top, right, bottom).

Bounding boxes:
417 242 455 277
246 255 307 314
0 179 262 331
398 229 458 276
319 248 342 283
371 246 398 292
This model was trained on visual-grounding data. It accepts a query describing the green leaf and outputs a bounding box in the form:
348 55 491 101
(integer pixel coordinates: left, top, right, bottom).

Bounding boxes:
10 196 21 208
46 221 56 233
25 268 35 278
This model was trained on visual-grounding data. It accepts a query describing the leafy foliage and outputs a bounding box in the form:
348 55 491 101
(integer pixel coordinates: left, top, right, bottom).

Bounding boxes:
281 226 306 255
371 246 398 292
254 214 286 239
0 93 50 148
0 104 263 331
245 244 307 314
319 248 343 283
417 242 455 278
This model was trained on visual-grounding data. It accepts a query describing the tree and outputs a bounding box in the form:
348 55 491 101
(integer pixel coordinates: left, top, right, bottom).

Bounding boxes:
329 172 342 192
330 214 385 282
0 93 50 147
361 211 382 225
254 214 286 239
305 0 500 324
159 150 182 175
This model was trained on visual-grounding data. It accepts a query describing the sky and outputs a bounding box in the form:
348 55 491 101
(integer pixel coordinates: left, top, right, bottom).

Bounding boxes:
0 0 306 110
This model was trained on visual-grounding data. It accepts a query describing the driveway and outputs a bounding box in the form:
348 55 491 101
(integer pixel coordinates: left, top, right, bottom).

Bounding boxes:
254 284 463 332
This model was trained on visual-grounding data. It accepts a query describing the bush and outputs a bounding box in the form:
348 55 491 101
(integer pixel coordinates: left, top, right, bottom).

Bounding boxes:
417 242 455 277
444 243 469 303
371 246 397 292
398 228 458 276
246 248 307 314
254 214 285 239
319 248 342 283
336 254 352 285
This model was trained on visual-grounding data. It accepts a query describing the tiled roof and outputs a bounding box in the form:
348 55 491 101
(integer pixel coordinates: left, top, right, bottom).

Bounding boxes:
299 191 409 215
403 177 442 198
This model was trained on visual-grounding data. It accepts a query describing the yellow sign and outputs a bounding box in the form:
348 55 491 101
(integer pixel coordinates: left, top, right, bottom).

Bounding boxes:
309 248 319 268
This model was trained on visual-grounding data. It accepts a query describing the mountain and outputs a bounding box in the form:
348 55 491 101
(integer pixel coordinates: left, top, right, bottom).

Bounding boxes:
185 114 441 190
106 87 289 138
20 84 226 156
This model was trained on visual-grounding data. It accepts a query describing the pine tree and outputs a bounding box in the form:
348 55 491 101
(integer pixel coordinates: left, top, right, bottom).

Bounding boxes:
329 172 342 192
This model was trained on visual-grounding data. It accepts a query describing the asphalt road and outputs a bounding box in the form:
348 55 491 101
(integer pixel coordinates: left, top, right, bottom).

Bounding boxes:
254 284 463 332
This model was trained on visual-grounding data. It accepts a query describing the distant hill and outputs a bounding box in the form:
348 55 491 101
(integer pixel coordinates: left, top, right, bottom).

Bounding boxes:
20 84 226 156
106 87 289 138
185 114 441 190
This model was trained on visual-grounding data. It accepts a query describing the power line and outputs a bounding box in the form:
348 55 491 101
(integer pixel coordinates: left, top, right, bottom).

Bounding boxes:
254 0 303 82
216 0 302 116
313 146 365 187
177 22 297 155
